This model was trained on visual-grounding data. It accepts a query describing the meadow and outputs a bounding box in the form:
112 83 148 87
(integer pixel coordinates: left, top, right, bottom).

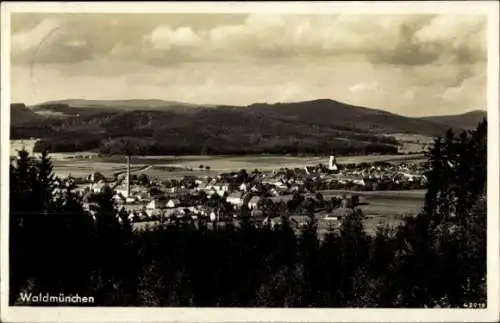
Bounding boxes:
48 153 427 179
276 189 425 236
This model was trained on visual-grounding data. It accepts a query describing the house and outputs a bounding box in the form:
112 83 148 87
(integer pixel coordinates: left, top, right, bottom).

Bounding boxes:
213 184 230 196
125 196 136 204
147 198 166 210
91 181 107 193
239 182 249 192
206 188 218 197
250 210 265 226
272 180 288 189
146 208 161 218
164 209 177 218
166 199 181 208
353 178 365 186
304 166 316 175
248 196 262 209
323 214 339 221
401 172 422 182
269 188 280 197
164 208 186 219
209 210 217 222
331 207 352 220
289 215 311 229
128 211 137 221
195 179 211 190
262 216 282 229
226 192 244 206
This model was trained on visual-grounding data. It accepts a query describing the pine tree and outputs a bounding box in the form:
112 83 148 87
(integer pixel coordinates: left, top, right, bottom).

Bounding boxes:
9 150 34 304
393 119 487 307
297 204 320 306
338 208 370 306
88 185 125 304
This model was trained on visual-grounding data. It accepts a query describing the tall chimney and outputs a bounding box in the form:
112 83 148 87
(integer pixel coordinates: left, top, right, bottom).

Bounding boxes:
126 155 131 198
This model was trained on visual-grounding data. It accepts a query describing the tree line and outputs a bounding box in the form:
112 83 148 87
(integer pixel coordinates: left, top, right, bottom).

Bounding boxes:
12 109 401 156
9 120 486 307
32 135 399 156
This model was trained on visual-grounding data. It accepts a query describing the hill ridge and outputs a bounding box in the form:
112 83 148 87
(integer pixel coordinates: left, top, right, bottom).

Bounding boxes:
10 98 485 156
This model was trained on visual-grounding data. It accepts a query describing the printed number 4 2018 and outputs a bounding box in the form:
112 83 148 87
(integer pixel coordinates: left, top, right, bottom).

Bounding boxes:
464 302 486 308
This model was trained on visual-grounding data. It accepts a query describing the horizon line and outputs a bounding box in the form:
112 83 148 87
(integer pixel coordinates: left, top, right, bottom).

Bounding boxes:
10 97 487 119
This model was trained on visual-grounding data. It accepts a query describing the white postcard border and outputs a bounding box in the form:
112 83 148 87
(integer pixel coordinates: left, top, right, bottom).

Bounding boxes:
1 2 499 322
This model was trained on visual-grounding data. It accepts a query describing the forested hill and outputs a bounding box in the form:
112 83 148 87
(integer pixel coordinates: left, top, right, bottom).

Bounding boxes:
10 99 481 155
10 103 45 125
418 110 487 130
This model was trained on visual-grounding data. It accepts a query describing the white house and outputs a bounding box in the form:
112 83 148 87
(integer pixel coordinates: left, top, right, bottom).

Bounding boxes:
269 188 280 197
91 181 106 193
125 197 136 204
206 188 218 198
195 179 210 191
239 182 249 192
213 184 229 197
166 199 181 208
147 199 166 210
226 192 244 206
272 180 288 189
146 208 161 217
115 188 129 198
353 178 366 186
209 210 217 222
248 196 262 209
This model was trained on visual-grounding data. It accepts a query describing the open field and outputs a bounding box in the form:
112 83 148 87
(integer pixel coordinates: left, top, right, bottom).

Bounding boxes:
97 154 428 168
385 133 434 154
131 190 424 236
48 153 427 179
357 194 423 234
287 189 424 235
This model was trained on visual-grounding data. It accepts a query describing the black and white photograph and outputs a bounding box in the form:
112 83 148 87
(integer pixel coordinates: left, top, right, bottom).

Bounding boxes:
1 2 499 322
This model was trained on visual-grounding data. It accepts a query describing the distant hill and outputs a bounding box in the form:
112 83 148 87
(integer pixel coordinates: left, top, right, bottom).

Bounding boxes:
30 99 215 117
419 110 487 130
244 99 450 136
26 98 456 136
10 103 45 125
10 98 482 156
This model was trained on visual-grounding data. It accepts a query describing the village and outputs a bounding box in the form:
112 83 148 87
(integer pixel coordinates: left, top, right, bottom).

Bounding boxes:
52 155 427 234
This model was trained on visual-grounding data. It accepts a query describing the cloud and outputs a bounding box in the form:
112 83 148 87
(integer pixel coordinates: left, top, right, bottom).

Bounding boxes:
11 13 487 68
11 18 61 51
10 13 489 116
441 72 486 110
349 81 379 93
144 26 201 49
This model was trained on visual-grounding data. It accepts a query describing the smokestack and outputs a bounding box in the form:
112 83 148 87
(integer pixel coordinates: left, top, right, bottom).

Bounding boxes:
126 155 131 198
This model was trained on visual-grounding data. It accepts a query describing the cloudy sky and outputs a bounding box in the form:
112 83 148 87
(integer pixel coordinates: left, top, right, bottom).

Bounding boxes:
10 12 487 116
